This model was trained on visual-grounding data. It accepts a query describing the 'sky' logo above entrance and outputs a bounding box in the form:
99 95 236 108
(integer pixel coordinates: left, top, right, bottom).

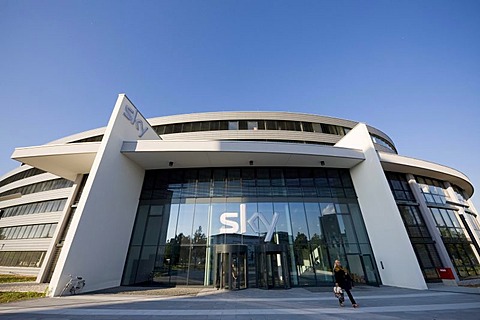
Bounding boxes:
219 204 279 242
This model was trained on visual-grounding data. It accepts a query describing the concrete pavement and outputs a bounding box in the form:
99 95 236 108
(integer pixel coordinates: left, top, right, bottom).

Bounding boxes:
0 284 479 319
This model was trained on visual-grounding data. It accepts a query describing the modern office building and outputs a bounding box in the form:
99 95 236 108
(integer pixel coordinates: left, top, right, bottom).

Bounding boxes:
1 94 479 296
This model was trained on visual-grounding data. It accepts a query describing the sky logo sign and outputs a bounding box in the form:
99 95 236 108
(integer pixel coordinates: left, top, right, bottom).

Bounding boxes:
123 104 149 138
219 204 279 242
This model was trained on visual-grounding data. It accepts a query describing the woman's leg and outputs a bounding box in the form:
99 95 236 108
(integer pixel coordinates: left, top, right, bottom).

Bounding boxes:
344 289 357 305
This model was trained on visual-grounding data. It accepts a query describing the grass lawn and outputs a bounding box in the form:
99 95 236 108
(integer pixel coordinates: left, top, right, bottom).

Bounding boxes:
0 274 45 303
0 291 45 303
0 274 36 283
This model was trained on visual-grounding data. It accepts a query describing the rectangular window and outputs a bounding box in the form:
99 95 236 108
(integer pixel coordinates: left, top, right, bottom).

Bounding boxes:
28 225 39 238
182 122 193 132
34 225 45 238
12 227 21 239
228 121 238 130
45 201 55 212
238 120 248 130
154 125 166 135
247 121 258 130
47 224 56 237
200 122 210 131
285 121 295 131
266 121 277 130
173 123 183 133
209 121 219 130
301 122 313 132
191 122 201 131
164 124 174 134
312 123 322 133
40 225 50 238
218 121 228 130
277 121 287 130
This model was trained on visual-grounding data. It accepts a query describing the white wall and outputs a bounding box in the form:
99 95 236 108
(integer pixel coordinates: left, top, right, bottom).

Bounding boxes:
335 123 427 290
48 94 159 296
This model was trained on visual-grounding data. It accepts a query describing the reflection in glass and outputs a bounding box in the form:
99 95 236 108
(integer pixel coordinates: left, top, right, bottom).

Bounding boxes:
122 167 379 287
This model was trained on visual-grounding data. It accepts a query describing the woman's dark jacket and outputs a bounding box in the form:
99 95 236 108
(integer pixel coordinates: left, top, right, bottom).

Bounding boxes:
334 267 353 290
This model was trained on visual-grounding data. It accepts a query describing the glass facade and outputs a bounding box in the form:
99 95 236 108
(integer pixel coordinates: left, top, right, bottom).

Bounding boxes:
415 176 480 278
122 167 380 288
385 172 442 281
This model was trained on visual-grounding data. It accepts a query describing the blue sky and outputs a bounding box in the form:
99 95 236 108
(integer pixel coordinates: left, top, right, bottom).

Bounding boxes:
1 0 479 205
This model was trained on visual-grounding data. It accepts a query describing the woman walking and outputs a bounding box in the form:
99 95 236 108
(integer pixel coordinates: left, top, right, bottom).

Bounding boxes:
333 259 358 308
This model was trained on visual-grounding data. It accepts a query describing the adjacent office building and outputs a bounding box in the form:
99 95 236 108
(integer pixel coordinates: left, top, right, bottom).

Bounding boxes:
1 94 479 296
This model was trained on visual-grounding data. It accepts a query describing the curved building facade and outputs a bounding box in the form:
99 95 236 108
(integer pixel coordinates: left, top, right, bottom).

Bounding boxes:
1 94 479 296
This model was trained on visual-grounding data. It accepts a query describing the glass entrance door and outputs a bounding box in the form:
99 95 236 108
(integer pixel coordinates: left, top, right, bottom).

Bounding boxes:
256 243 291 289
214 245 247 290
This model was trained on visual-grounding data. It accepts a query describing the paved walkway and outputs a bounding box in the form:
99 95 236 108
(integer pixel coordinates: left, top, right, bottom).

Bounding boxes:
1 284 479 319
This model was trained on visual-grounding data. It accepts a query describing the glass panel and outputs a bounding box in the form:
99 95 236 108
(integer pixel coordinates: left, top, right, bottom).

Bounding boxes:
29 225 39 239
135 246 157 283
18 226 28 239
143 216 163 246
40 224 50 238
47 224 57 237
266 121 277 130
189 245 207 285
165 204 180 244
131 205 149 245
228 121 238 130
176 203 195 245
210 202 227 244
122 246 142 285
192 203 209 246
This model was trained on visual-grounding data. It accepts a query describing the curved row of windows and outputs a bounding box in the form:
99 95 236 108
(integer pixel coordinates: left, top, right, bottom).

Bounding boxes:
152 119 350 136
371 135 397 153
0 179 73 198
0 168 45 189
69 135 103 143
0 199 67 219
64 118 395 153
0 251 46 268
0 223 57 240
227 139 333 146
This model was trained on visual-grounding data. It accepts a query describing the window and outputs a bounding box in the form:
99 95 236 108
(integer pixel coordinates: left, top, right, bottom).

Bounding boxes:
247 121 258 130
0 179 73 198
228 121 238 130
0 251 46 268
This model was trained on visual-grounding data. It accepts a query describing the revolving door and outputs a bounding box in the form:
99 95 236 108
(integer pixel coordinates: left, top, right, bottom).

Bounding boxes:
214 244 248 290
256 243 291 289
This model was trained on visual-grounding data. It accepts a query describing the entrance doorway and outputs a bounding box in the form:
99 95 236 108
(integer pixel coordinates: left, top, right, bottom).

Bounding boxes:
214 244 248 290
256 243 291 289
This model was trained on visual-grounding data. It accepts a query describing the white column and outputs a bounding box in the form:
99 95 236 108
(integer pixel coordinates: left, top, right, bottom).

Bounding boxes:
335 123 427 290
48 94 159 296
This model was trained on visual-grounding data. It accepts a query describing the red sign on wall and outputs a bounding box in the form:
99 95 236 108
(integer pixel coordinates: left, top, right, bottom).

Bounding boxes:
437 268 455 280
